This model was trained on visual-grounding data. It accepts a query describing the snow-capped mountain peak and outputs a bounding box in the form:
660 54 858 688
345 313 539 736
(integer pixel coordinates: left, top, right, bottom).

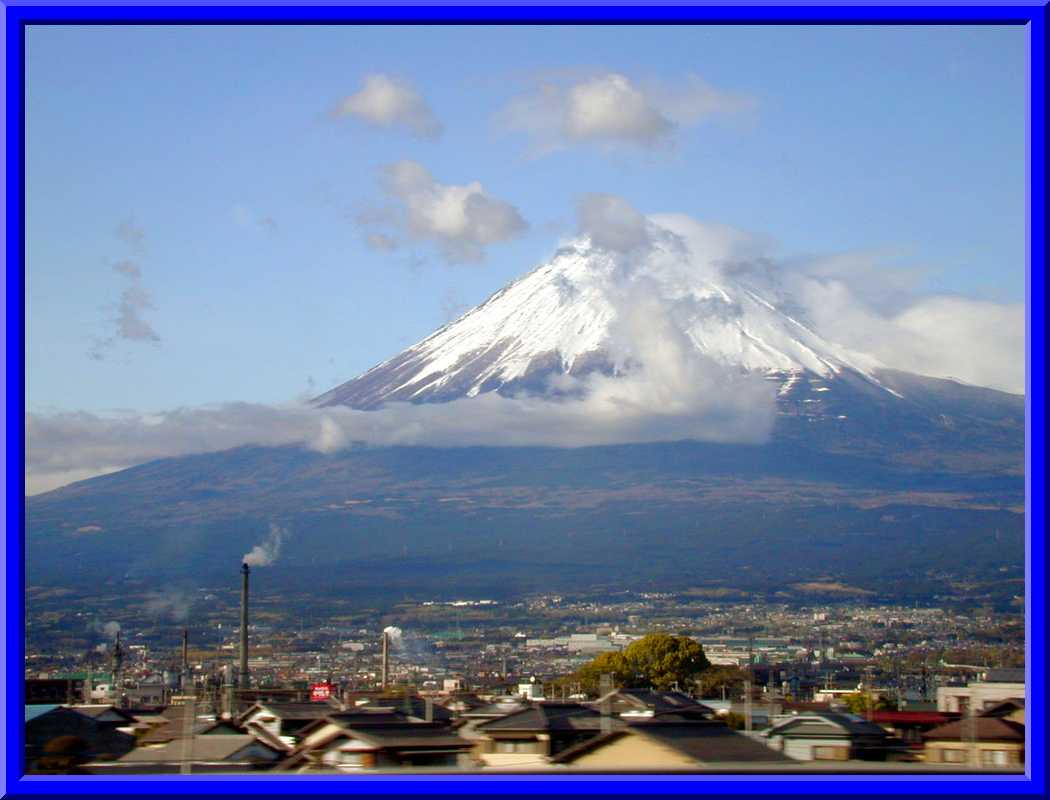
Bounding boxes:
315 228 892 409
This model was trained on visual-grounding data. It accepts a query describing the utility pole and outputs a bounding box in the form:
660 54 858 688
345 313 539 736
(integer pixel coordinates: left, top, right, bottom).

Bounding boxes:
967 700 979 769
745 636 754 734
744 679 753 734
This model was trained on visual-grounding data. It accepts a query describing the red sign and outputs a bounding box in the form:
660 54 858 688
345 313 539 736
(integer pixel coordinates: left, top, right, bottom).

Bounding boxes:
310 682 332 702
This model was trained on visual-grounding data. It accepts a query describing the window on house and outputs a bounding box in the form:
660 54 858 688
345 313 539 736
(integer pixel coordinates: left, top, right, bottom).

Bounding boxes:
940 749 967 763
495 740 535 754
981 750 1011 767
812 746 849 761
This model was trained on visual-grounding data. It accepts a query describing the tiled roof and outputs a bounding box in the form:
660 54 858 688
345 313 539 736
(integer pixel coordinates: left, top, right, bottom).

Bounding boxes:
923 717 1025 742
767 712 890 737
116 734 280 763
477 703 606 732
634 723 795 763
551 722 792 765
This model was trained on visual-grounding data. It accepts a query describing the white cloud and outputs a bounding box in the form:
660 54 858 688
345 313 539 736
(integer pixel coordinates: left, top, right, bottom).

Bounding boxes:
576 193 651 253
337 74 443 139
501 71 755 154
673 218 1025 395
363 160 528 263
792 277 1025 394
26 341 776 495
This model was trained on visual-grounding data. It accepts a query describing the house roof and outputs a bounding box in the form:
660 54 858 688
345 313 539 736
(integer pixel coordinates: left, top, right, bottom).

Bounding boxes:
25 704 60 722
979 699 1025 718
870 711 956 726
551 722 792 765
766 712 890 738
461 698 530 718
347 724 474 750
115 734 282 763
283 722 471 768
982 668 1025 684
354 696 453 722
591 689 713 716
237 702 335 724
923 717 1025 743
437 693 488 711
67 704 138 723
244 720 293 752
633 723 795 763
477 703 606 732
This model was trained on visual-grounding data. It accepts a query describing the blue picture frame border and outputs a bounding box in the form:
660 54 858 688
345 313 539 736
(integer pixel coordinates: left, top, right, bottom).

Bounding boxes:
3 3 1045 797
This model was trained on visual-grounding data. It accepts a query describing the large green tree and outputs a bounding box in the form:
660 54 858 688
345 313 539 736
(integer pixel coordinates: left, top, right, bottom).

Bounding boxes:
575 650 631 694
575 634 711 694
623 633 711 691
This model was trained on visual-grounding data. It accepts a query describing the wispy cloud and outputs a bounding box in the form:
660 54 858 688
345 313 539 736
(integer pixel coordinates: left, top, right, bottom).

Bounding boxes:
500 71 755 155
89 224 161 359
336 73 443 139
359 160 527 264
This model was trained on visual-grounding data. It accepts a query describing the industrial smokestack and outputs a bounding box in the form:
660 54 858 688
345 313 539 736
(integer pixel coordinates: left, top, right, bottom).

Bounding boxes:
239 563 250 690
110 631 124 694
181 627 189 692
381 630 389 691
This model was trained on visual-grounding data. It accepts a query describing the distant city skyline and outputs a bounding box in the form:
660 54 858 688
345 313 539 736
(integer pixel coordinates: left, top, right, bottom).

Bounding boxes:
26 24 1027 415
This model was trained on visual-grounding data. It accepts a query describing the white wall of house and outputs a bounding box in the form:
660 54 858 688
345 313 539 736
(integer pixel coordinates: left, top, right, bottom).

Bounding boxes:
936 682 1025 713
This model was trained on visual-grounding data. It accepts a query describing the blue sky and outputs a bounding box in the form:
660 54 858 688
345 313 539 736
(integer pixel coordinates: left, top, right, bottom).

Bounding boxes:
25 24 1027 414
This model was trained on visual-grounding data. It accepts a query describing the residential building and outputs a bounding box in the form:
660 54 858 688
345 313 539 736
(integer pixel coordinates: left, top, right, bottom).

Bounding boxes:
936 669 1025 715
87 734 284 773
922 716 1024 768
550 721 795 769
764 711 909 762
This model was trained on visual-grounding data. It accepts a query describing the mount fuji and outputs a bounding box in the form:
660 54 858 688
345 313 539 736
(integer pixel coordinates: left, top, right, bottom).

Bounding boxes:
26 220 1025 608
316 226 894 411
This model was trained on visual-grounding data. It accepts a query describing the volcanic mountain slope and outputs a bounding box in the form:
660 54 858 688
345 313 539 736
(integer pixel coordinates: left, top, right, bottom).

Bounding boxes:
26 222 1024 605
313 223 1022 468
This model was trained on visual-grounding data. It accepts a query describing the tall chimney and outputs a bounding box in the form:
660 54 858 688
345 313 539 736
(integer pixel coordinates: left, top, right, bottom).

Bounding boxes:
111 631 124 694
239 563 250 690
181 627 190 692
381 630 389 691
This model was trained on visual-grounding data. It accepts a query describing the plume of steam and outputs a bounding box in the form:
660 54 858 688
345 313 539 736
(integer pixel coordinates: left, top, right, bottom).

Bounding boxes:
143 589 192 622
102 621 121 640
242 522 288 567
383 626 404 650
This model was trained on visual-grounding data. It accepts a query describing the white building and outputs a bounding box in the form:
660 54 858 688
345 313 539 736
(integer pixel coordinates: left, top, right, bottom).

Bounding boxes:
936 669 1025 714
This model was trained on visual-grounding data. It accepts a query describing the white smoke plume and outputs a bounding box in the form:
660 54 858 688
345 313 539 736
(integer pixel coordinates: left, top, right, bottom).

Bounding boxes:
383 626 404 650
242 523 288 567
102 621 121 639
143 589 193 622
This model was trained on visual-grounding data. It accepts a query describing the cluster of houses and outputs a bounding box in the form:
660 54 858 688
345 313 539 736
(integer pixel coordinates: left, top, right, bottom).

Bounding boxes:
25 682 1024 773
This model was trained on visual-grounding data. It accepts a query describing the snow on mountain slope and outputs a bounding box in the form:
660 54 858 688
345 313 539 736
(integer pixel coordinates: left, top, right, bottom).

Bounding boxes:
315 221 895 410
